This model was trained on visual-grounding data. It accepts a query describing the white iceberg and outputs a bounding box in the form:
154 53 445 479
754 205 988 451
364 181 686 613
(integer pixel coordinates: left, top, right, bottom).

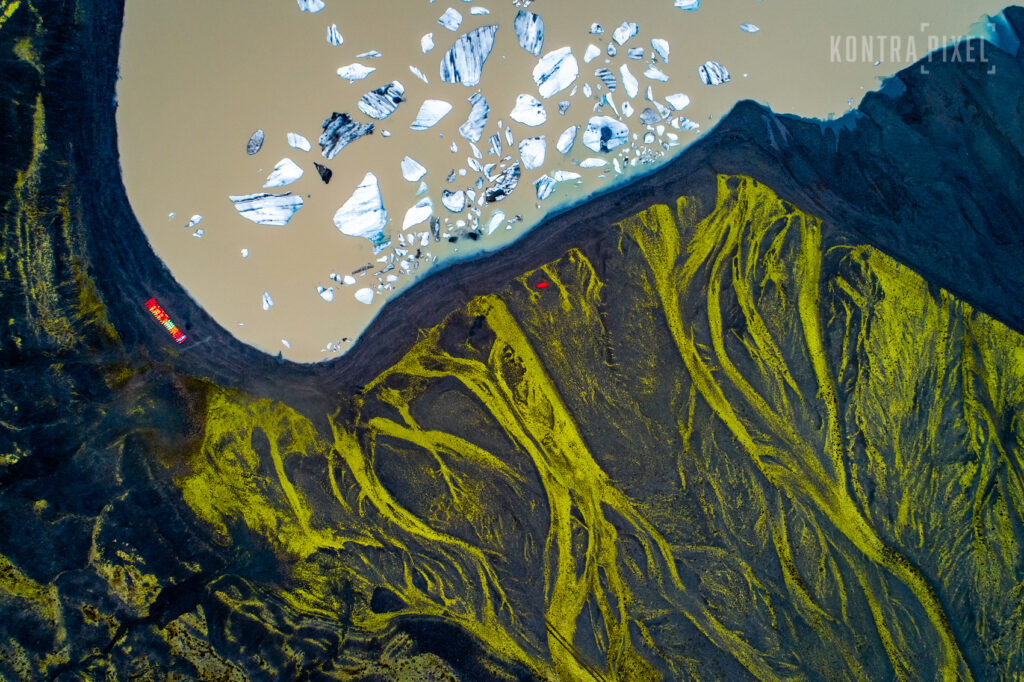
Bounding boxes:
612 22 638 46
619 65 639 99
421 33 434 53
485 210 505 234
675 0 700 9
287 132 311 152
740 23 760 33
621 101 634 118
409 65 428 83
356 50 381 59
514 10 544 56
470 7 489 15
665 93 690 110
459 92 489 142
533 47 578 98
410 99 453 130
230 193 304 225
187 214 203 228
651 38 669 63
518 136 546 170
555 125 577 154
297 0 324 13
440 25 498 87
402 197 433 230
509 94 546 126
401 156 426 182
579 157 607 168
698 61 730 85
263 158 304 188
327 24 343 46
333 173 389 249
337 63 375 82
354 288 374 304
590 23 604 34
583 44 600 64
582 116 629 153
317 286 335 302
438 8 462 31
644 65 669 82
262 292 274 310
441 189 466 213
553 170 581 182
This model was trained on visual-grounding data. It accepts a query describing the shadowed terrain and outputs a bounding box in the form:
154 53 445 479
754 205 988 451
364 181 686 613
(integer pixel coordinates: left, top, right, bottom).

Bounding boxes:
2 1 1024 679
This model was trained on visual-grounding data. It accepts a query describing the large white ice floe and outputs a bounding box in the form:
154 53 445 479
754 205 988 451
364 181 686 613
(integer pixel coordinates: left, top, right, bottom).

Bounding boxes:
402 197 433 230
401 156 427 182
337 63 375 82
553 170 581 182
579 158 607 168
459 92 489 142
358 81 406 120
698 61 730 85
319 112 374 159
438 8 462 31
509 94 546 126
327 24 343 46
263 158 304 188
514 10 544 56
354 288 374 304
410 99 453 130
582 116 629 153
612 22 638 46
533 47 578 98
518 136 546 169
230 193 304 226
296 0 324 13
333 173 389 250
619 65 639 99
439 25 498 87
287 132 311 152
556 125 577 154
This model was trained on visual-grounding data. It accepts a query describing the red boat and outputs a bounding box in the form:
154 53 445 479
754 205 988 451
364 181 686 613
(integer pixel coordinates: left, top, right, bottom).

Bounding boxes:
144 298 187 344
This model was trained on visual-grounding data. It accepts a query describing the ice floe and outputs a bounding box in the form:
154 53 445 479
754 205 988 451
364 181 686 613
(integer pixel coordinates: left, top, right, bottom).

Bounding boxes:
296 0 324 13
337 63 375 82
421 33 434 53
441 189 466 213
595 68 617 91
287 132 311 152
583 44 601 64
518 136 546 169
354 288 374 304
401 156 427 182
440 25 498 87
644 65 669 82
612 22 638 46
533 47 578 98
556 125 577 153
263 158 304 188
553 170 581 182
459 92 489 142
410 99 453 130
514 10 544 56
665 93 690 110
582 116 629 153
470 7 489 15
651 38 670 63
740 23 760 33
438 8 463 31
318 286 335 302
579 157 607 168
246 129 264 155
319 112 374 159
241 248 249 258
409 66 428 83
484 162 520 202
675 0 700 9
357 50 381 59
590 23 604 34
327 24 343 46
628 48 645 60
402 197 433 230
699 61 730 85
619 65 639 99
509 94 546 126
358 81 406 119
534 175 555 200
333 172 389 251
231 193 304 226
262 292 274 310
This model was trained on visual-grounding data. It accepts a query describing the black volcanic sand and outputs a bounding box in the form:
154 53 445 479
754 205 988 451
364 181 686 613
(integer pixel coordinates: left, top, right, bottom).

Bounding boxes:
2 0 1024 679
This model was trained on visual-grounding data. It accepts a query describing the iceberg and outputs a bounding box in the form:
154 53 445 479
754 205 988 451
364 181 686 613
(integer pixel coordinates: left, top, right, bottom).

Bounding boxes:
438 8 462 31
514 10 544 56
627 47 645 60
485 211 505 234
402 197 433 230
651 38 669 62
488 133 502 156
518 136 546 170
230 193 304 226
555 125 577 154
582 116 629 153
262 292 274 311
698 61 730 85
612 22 638 46
401 156 427 182
740 23 760 33
595 68 617 91
441 189 466 213
186 214 202 228
337 63 375 82
319 112 374 159
410 99 453 130
534 175 555 200
246 129 264 155
287 132 311 152
263 158 304 188
589 23 604 34
533 46 578 98
644 65 669 82
409 65 428 84
470 7 489 15
578 157 607 168
354 288 374 304
357 81 406 120
558 101 570 115
553 169 581 182
421 33 434 53
440 25 498 87
619 65 639 99
484 162 520 202
296 0 324 13
675 0 700 9
583 44 600 64
317 286 335 302
621 101 634 118
459 92 489 142
356 50 381 59
664 93 690 110
509 94 546 126
327 24 343 46
639 107 660 125
313 162 333 184
333 172 389 250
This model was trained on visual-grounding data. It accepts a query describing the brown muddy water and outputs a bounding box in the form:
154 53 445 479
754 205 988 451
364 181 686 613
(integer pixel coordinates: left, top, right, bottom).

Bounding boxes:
117 0 1004 361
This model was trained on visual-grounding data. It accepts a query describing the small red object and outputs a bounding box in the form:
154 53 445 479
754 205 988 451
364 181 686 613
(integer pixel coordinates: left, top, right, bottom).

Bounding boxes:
145 298 188 344
535 282 549 289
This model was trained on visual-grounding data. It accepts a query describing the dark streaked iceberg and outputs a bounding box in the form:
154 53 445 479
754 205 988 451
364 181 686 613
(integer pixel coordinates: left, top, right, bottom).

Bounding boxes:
229 192 304 225
357 81 406 120
514 10 544 56
440 25 498 87
318 112 374 159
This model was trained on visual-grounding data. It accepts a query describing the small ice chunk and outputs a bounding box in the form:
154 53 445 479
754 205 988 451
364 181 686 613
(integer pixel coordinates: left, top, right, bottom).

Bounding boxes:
287 132 311 151
583 44 601 64
644 131 656 144
509 94 546 126
612 22 638 46
246 129 264 155
402 197 433 230
607 43 617 57
358 81 406 119
282 339 291 348
644 65 669 82
192 228 204 238
590 23 604 34
355 288 374 304
665 93 690 110
263 158 304 188
230 193 304 225
441 189 466 213
337 63 375 82
343 275 357 285
582 116 629 153
621 101 634 118
470 7 489 15
518 136 546 170
333 173 389 251
675 0 700 9
582 83 593 98
356 50 382 59
187 214 203 228
740 23 760 33
619 65 639 99
409 66 429 85
410 99 453 129
514 10 544 56
438 8 462 31
459 92 489 142
421 33 435 53
553 170 581 182
627 47 645 60
504 126 514 146
297 0 324 13
241 248 249 258
168 212 175 219
401 156 427 182
534 175 555 200
440 25 499 87
579 157 607 168
318 286 335 302
639 108 660 125
555 125 577 154
262 292 274 310
698 61 730 85
651 39 669 63
533 46 578 98
327 24 343 46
